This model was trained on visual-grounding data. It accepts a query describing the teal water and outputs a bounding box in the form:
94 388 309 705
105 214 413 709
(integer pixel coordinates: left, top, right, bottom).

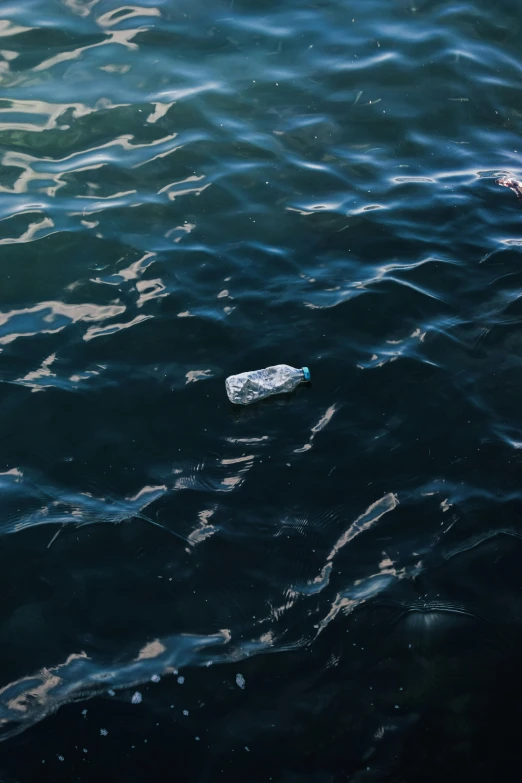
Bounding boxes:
1 1 522 781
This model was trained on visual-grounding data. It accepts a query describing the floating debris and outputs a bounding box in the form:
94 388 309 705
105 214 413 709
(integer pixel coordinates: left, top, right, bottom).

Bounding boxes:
151 674 161 683
82 709 88 718
107 689 115 696
131 692 143 705
100 728 108 736
177 676 185 685
183 710 189 716
57 755 64 762
236 673 246 690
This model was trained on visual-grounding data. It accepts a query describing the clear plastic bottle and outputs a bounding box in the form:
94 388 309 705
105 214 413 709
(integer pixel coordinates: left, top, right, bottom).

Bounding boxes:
225 364 311 405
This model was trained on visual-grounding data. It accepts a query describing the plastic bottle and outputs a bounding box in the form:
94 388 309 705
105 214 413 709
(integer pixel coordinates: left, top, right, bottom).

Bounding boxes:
225 364 311 405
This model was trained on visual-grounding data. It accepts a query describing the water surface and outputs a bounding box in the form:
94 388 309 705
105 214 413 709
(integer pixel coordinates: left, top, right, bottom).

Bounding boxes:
1 0 522 780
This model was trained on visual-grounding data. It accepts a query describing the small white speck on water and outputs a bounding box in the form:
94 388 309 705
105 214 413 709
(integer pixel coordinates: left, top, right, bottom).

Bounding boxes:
173 668 178 675
108 689 115 696
151 674 161 683
183 710 189 716
395 705 399 709
83 749 88 754
57 756 64 762
236 673 246 689
195 736 200 741
100 728 108 736
245 746 250 752
132 692 143 705
82 709 88 718
177 676 185 685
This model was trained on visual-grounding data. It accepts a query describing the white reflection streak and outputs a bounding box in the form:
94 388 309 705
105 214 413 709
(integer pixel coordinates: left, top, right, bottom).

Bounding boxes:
316 555 422 636
165 222 196 243
294 403 338 453
147 102 174 124
158 175 210 199
221 455 254 466
83 314 152 341
219 454 254 489
327 493 398 562
26 132 179 171
0 100 94 133
0 217 54 245
135 639 166 661
0 21 30 37
0 630 232 740
136 279 167 307
112 250 156 282
62 0 100 17
302 493 399 597
1 652 89 715
154 82 223 102
33 27 147 72
226 436 269 444
185 369 212 384
188 507 217 545
0 133 183 199
0 301 126 345
0 301 125 326
128 485 167 503
96 5 161 27
17 353 57 390
0 151 74 196
132 141 185 168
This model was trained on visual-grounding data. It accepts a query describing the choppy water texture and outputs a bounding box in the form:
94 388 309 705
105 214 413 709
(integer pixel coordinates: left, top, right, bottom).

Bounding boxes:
1 0 522 780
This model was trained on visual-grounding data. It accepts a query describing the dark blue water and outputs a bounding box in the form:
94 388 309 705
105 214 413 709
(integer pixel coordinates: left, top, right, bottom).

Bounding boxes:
1 0 522 780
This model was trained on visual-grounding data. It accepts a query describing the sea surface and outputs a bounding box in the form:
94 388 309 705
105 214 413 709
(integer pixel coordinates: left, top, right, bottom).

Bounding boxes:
1 0 522 780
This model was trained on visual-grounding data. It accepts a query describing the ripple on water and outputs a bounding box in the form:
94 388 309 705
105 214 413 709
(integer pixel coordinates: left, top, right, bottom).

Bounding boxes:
0 0 521 778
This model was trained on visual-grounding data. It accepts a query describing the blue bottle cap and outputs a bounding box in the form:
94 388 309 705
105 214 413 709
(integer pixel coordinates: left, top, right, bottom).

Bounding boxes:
302 367 311 382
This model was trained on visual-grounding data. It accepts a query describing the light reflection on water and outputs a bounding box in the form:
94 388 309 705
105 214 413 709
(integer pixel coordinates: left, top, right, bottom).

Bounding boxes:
0 0 521 779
